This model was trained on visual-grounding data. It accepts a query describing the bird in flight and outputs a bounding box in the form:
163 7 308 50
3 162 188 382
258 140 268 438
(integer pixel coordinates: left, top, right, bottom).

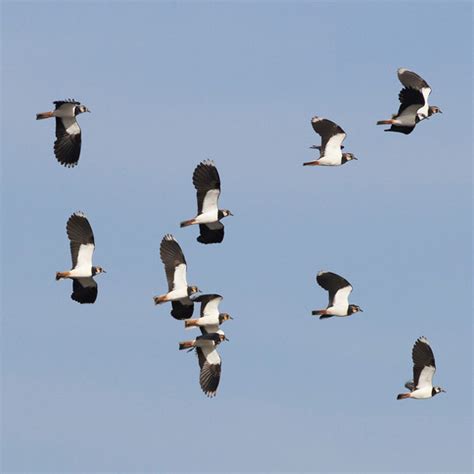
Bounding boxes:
179 332 226 397
180 160 233 244
36 99 90 167
397 337 446 400
184 293 233 333
303 116 357 167
153 234 200 319
312 271 362 319
56 212 106 304
377 68 442 134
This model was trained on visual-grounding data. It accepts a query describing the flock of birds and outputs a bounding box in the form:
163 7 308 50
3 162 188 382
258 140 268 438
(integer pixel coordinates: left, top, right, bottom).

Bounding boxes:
37 68 445 399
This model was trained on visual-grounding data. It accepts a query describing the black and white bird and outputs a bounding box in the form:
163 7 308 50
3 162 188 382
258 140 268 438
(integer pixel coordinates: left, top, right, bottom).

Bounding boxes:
377 68 442 134
312 271 362 319
153 234 200 319
36 99 90 167
180 160 233 244
397 337 446 400
179 332 226 397
56 212 105 304
184 294 233 333
303 116 357 166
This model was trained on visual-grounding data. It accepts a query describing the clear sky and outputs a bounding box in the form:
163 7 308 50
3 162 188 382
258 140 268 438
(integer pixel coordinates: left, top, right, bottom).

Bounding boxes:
1 1 472 472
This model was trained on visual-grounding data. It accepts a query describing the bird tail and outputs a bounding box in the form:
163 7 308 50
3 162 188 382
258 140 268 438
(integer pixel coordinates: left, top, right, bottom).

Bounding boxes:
179 340 195 350
396 393 411 400
184 319 200 328
153 294 168 305
376 119 395 125
55 271 69 280
312 309 325 316
180 219 196 228
36 111 54 120
303 161 320 166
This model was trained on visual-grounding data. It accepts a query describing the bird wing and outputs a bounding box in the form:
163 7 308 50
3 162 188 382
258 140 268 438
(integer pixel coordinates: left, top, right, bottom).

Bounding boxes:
311 117 346 157
196 345 222 397
160 234 187 291
54 117 82 167
54 99 80 109
171 299 194 320
71 277 98 304
197 222 224 244
316 271 352 307
397 87 425 117
192 160 221 215
412 337 436 389
194 294 223 317
397 68 430 91
66 212 95 271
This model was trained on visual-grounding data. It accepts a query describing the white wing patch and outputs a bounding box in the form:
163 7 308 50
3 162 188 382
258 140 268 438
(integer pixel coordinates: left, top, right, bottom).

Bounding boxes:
201 189 220 214
74 243 94 271
173 263 188 291
202 296 222 318
416 365 436 389
62 117 81 136
323 133 345 158
332 285 352 308
201 345 221 365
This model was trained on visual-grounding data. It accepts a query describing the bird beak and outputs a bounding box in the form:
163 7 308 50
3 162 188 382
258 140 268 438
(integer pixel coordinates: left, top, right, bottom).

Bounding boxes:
352 156 358 160
229 212 234 216
86 108 91 113
359 308 364 312
102 269 107 273
229 315 234 320
225 336 229 341
441 389 446 393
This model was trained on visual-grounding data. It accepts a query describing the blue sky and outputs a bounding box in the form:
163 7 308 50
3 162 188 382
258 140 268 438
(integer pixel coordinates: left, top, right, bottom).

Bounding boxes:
1 1 472 472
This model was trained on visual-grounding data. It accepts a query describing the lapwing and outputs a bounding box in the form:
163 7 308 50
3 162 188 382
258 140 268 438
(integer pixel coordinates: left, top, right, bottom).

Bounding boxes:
36 99 90 167
377 68 442 134
180 160 233 244
153 234 200 320
56 212 105 304
179 332 226 397
184 294 233 333
312 271 362 319
397 337 446 400
303 116 357 166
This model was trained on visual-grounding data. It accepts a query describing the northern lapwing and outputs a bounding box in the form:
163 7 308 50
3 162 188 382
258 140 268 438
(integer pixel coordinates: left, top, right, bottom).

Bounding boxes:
180 160 233 244
312 271 362 319
397 337 446 400
153 234 200 319
303 116 357 166
179 332 226 397
184 294 233 333
36 99 90 167
56 212 105 304
377 68 442 134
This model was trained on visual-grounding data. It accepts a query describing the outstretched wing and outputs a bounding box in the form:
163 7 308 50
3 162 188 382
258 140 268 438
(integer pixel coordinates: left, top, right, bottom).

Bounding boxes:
316 271 352 307
311 116 346 157
171 299 194 320
66 212 95 271
196 345 222 397
412 337 436 389
54 117 81 167
192 160 221 215
160 234 187 291
71 277 98 304
197 222 224 244
397 68 430 91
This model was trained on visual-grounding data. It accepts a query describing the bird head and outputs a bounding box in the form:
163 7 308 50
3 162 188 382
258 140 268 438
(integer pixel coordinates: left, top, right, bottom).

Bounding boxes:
188 285 200 296
219 313 233 323
428 105 442 116
92 266 106 275
343 153 357 162
433 386 446 396
219 209 233 219
348 304 363 314
76 104 91 115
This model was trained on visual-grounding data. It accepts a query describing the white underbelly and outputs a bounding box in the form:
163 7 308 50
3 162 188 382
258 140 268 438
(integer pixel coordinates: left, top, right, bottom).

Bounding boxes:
195 210 218 224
